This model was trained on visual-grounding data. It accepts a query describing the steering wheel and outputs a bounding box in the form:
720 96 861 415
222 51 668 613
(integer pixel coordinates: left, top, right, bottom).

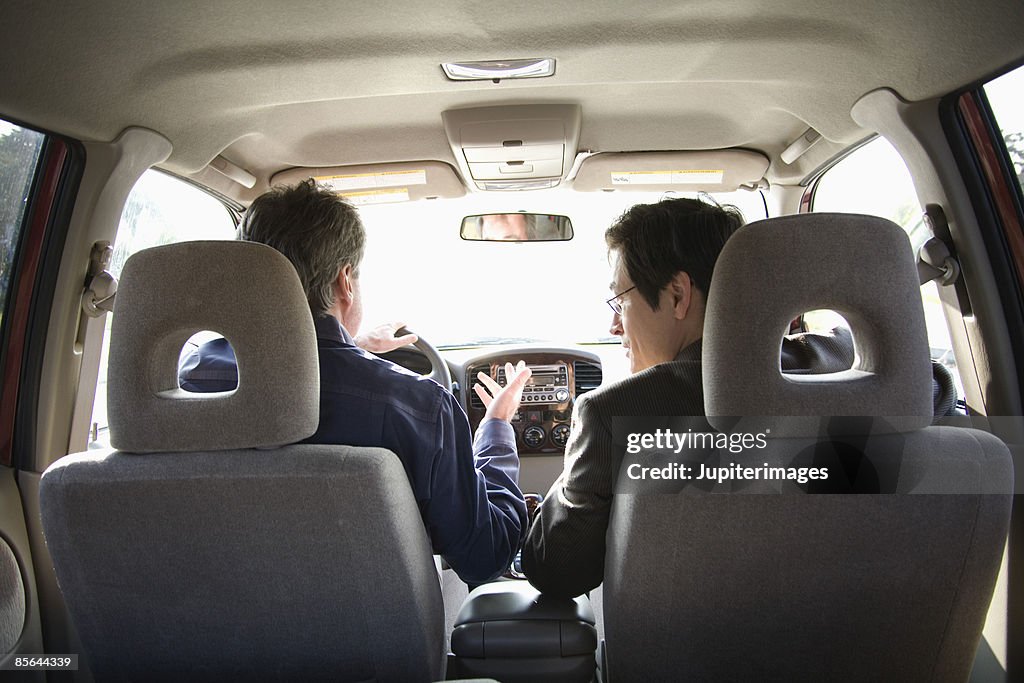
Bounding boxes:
401 328 452 391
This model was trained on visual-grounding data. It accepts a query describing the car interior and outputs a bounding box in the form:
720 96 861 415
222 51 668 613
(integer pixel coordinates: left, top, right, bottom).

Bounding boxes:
1 1 1023 681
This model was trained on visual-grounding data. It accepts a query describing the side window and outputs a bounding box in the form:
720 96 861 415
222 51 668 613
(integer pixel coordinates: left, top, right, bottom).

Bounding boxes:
89 170 235 447
984 65 1024 197
808 137 962 394
0 119 46 342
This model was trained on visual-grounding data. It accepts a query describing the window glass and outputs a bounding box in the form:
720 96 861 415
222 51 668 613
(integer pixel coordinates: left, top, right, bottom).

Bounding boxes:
0 119 46 340
89 170 235 447
357 189 767 347
810 137 961 393
812 138 930 250
984 64 1024 197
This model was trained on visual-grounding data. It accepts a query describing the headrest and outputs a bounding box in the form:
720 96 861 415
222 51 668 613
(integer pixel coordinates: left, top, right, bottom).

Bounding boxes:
703 213 933 436
108 241 319 452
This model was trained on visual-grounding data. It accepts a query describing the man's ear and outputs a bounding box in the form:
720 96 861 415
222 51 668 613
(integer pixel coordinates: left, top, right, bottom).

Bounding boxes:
334 264 355 305
669 271 694 320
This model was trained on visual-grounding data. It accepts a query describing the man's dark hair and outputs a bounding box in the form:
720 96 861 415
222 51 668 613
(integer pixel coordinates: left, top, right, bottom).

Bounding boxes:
605 196 745 310
238 179 365 316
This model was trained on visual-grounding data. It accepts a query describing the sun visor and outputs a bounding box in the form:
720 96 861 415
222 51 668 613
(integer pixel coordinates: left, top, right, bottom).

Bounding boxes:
271 161 466 206
572 150 769 193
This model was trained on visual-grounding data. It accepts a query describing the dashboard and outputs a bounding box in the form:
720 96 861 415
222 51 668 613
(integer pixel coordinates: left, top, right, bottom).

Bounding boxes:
379 343 619 493
462 351 603 455
380 345 607 454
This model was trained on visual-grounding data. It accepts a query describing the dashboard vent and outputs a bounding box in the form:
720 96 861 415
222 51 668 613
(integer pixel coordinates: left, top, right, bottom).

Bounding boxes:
468 366 487 410
574 361 602 396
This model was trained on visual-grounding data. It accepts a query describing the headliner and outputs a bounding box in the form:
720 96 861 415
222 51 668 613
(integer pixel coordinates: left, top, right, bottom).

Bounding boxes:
2 0 1022 192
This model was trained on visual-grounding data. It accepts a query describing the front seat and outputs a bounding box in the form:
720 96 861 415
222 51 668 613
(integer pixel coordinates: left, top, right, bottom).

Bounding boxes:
602 213 1012 681
39 241 444 682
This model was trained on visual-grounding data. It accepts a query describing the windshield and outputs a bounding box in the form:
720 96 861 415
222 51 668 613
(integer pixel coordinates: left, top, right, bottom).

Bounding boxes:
358 188 766 348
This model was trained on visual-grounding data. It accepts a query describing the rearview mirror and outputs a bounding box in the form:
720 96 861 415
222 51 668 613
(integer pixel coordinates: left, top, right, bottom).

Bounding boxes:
460 213 574 242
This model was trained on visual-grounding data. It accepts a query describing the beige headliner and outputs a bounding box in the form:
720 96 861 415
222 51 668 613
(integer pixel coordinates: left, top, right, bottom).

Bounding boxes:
2 0 1022 199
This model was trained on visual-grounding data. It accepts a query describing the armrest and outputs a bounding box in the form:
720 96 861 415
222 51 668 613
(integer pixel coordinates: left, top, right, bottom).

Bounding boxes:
455 580 595 626
450 581 597 682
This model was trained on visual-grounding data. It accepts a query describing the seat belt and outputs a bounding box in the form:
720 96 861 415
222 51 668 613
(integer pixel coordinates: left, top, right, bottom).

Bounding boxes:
917 205 961 287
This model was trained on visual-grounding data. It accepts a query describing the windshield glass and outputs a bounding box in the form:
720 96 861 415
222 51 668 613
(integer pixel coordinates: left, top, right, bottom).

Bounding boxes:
358 188 766 348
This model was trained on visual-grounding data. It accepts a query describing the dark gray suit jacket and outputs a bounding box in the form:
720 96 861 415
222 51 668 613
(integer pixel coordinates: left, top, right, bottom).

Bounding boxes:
521 330 856 598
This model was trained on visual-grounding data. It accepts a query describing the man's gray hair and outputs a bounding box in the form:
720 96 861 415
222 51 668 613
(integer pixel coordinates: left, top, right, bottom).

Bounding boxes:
238 179 365 316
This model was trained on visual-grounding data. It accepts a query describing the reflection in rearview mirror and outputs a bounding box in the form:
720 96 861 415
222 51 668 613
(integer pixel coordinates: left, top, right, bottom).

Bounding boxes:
460 213 574 242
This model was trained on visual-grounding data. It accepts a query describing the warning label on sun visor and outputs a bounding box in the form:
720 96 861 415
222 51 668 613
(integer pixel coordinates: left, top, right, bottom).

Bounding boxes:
315 170 427 192
338 188 411 205
610 169 725 185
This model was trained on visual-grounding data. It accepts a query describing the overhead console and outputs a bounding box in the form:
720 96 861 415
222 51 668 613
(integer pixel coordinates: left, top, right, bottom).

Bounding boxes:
571 149 770 193
443 104 582 191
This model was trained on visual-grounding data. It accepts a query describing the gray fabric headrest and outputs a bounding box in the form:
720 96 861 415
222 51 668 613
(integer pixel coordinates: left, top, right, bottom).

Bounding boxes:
108 241 320 452
703 213 932 436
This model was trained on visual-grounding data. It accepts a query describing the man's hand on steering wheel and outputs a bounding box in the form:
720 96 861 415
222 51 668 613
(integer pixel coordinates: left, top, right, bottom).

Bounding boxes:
354 321 419 353
475 361 533 423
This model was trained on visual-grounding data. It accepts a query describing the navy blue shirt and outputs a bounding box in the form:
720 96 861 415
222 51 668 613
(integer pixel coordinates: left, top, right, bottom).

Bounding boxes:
178 316 527 584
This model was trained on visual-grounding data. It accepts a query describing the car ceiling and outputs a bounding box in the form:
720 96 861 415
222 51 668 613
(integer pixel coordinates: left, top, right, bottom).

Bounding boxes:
2 0 1023 196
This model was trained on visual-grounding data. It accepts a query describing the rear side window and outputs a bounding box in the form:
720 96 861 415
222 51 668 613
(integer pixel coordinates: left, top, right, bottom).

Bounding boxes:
0 120 46 342
89 170 235 447
809 137 962 393
984 65 1024 198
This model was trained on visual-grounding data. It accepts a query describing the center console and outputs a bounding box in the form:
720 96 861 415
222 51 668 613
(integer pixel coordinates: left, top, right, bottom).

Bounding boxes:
447 581 597 683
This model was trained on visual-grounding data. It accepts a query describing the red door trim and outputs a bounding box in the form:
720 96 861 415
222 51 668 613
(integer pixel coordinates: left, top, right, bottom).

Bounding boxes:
0 140 68 467
958 91 1024 292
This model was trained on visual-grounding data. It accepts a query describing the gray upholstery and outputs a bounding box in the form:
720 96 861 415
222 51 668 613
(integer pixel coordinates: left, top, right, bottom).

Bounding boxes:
0 538 25 655
108 241 319 452
40 241 444 681
603 213 1013 682
605 492 1011 681
41 447 443 682
704 213 933 435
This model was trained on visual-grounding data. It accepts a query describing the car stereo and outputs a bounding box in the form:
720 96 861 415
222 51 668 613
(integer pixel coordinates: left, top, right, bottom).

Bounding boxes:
497 362 571 405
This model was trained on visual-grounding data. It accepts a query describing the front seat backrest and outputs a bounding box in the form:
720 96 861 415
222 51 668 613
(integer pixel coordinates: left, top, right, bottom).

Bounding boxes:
603 213 1012 682
39 241 443 682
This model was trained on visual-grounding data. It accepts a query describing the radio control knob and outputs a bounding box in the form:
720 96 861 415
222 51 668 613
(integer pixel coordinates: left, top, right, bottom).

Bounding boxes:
554 388 570 403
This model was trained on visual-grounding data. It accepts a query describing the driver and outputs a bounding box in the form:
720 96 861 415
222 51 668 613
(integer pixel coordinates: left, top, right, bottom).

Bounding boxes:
480 213 531 241
178 179 531 585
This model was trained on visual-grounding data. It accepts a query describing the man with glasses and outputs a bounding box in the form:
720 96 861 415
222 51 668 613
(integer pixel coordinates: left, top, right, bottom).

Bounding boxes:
521 197 853 598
